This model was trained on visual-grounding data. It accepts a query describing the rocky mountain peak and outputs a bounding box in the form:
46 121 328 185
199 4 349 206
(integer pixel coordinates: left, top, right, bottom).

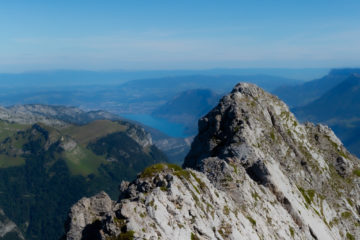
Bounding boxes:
64 83 360 240
183 82 285 170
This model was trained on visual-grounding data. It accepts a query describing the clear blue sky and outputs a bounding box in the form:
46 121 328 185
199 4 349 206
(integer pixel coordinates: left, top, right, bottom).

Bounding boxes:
0 0 359 72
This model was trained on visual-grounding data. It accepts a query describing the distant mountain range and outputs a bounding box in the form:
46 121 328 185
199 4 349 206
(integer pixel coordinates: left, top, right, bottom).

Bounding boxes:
0 104 120 126
294 74 360 121
273 68 360 107
0 68 325 88
119 74 301 94
293 73 360 156
0 74 302 115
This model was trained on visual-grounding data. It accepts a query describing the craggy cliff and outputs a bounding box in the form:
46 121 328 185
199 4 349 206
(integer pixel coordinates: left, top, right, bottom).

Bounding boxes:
63 83 360 240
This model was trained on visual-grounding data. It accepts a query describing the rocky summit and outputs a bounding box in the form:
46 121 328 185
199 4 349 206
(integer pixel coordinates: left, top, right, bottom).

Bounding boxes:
63 83 360 240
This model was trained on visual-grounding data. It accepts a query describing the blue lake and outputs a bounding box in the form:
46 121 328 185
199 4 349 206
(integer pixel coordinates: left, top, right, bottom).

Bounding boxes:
121 114 189 138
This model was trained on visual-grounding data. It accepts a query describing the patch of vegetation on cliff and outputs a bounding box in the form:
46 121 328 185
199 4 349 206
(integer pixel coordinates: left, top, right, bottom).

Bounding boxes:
107 230 135 240
218 221 232 239
325 135 350 159
353 169 360 177
341 211 352 219
346 232 355 240
140 163 182 178
289 226 295 237
246 216 257 226
297 187 315 205
191 232 200 240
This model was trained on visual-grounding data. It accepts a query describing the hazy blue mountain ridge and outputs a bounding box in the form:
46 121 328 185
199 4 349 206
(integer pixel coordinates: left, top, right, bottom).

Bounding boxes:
0 74 301 116
293 74 360 156
294 74 360 121
273 68 360 107
0 68 323 88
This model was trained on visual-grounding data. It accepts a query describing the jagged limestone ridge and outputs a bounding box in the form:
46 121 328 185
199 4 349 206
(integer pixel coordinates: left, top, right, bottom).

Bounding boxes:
184 82 360 239
64 83 360 240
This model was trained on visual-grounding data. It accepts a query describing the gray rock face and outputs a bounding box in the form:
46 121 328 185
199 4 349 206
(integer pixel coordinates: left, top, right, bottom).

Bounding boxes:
64 192 115 240
64 83 360 240
125 125 152 148
0 209 24 240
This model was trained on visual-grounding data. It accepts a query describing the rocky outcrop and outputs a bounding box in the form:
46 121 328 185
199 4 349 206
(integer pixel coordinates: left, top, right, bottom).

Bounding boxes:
125 124 153 148
64 192 114 240
64 83 360 240
0 209 24 240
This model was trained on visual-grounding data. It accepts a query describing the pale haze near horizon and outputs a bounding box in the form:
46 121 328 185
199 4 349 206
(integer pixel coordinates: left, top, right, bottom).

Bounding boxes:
0 1 359 72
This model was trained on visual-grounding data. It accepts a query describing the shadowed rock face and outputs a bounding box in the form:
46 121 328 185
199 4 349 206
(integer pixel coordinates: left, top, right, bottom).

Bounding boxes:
64 83 360 240
63 192 113 240
0 209 24 240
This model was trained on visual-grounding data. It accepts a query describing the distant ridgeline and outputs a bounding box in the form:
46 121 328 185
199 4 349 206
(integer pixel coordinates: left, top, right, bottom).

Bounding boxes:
274 68 360 107
293 72 360 157
0 106 168 240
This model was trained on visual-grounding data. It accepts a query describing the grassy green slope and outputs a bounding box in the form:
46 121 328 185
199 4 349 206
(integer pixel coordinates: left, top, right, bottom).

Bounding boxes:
63 145 106 176
0 121 29 141
0 120 29 167
62 119 127 145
